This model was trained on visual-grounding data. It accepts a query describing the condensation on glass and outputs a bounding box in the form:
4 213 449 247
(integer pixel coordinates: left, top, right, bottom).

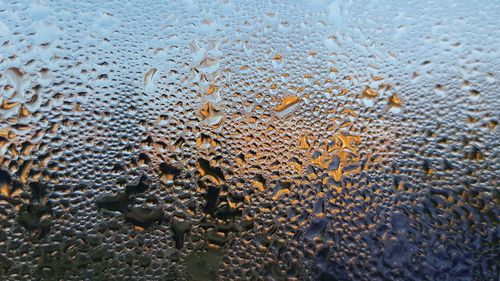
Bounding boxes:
0 0 498 280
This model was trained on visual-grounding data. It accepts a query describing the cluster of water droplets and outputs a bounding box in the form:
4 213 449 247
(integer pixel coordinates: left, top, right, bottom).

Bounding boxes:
0 0 498 280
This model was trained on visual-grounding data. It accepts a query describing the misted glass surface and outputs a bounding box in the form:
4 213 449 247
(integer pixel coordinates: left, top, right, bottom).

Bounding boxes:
0 0 498 280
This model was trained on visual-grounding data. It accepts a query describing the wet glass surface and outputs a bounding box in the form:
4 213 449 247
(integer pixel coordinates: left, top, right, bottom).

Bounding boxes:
0 0 499 280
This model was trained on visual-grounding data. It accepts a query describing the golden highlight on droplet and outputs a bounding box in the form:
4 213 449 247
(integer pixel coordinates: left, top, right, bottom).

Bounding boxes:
274 95 300 112
252 180 265 192
299 136 310 149
199 102 224 126
388 93 403 107
1 100 19 110
272 188 290 200
362 86 379 98
19 106 30 118
206 85 218 95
